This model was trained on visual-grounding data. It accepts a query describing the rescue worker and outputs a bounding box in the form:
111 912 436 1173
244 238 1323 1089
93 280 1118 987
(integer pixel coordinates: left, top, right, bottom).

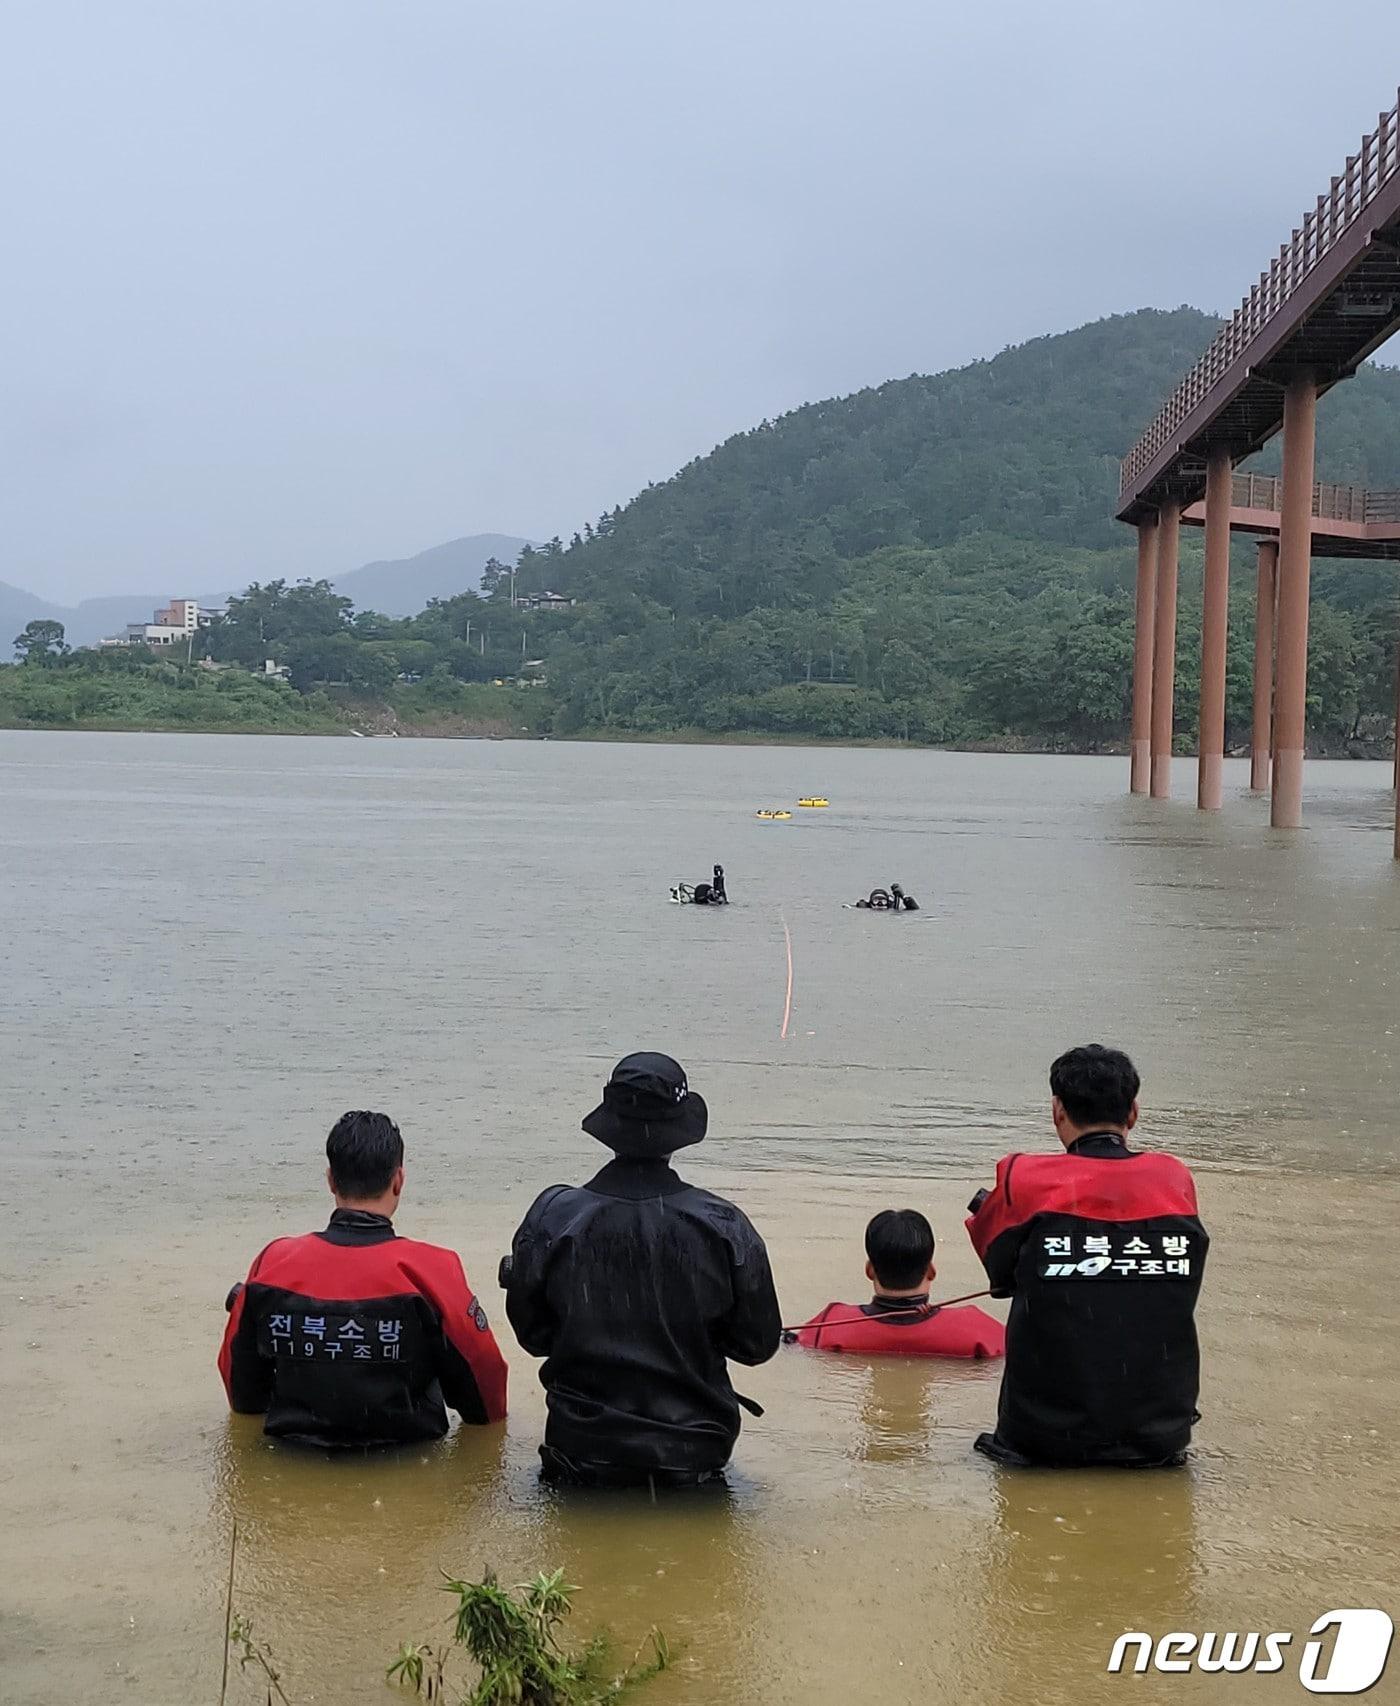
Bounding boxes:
790 1209 1004 1358
966 1045 1207 1468
711 864 728 903
218 1110 508 1449
503 1052 782 1487
888 883 919 912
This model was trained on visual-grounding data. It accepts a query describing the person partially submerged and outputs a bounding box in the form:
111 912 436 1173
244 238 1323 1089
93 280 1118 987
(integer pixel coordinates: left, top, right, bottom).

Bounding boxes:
218 1111 508 1449
965 1045 1208 1468
789 1210 1004 1358
503 1052 781 1488
673 863 729 905
854 883 919 911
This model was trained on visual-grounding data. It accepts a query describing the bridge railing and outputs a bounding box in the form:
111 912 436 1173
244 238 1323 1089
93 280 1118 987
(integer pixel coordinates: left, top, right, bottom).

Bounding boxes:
1225 471 1400 524
1365 489 1400 523
1122 90 1400 499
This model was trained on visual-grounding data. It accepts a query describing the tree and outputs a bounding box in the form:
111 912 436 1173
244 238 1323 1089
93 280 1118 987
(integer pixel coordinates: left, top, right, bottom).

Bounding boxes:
13 619 68 663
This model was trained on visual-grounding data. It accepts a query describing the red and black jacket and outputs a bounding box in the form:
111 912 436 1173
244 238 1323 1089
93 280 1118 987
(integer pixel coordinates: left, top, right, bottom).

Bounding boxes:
218 1209 508 1450
791 1296 1005 1359
966 1135 1207 1467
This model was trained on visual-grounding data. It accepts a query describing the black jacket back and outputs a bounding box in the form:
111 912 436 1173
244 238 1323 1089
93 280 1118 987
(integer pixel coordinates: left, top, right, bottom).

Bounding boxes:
505 1158 781 1473
966 1135 1207 1467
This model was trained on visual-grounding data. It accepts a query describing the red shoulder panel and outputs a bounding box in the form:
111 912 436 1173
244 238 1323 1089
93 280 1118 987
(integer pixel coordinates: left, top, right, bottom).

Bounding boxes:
968 1150 1196 1257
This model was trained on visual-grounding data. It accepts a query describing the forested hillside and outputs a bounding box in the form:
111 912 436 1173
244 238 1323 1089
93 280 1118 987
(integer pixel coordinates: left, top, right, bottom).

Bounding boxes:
10 309 1400 748
521 308 1400 749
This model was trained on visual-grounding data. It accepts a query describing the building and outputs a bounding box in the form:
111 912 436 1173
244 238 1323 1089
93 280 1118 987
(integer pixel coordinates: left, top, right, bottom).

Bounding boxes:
153 599 200 632
101 599 211 648
524 590 575 612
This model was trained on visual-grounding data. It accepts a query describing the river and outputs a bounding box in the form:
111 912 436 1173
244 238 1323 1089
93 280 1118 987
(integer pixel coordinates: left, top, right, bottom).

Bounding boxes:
2 731 1397 1705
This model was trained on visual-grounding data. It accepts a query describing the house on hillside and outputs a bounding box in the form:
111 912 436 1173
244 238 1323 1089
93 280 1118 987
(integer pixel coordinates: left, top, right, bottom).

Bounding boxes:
100 598 215 648
524 590 575 613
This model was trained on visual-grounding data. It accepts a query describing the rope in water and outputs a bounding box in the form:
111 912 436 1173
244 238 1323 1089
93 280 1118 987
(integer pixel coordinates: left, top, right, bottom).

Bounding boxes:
779 914 794 1040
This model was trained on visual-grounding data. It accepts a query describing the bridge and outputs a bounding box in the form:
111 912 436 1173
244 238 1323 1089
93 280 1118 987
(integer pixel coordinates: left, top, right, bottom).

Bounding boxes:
1118 88 1400 853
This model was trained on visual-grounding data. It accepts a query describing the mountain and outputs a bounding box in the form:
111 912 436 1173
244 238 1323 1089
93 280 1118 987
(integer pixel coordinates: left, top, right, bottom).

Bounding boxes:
528 307 1400 747
330 533 534 616
553 307 1400 612
3 532 535 652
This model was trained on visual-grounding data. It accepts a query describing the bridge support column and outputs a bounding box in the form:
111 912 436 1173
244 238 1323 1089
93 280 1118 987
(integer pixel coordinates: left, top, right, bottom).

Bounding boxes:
1392 636 1400 794
1250 538 1278 792
1393 637 1400 859
1130 517 1158 793
1150 499 1181 798
1271 374 1317 830
1198 450 1232 810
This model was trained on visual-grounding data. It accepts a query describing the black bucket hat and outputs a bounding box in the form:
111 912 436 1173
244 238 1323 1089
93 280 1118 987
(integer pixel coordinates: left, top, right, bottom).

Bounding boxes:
582 1052 708 1157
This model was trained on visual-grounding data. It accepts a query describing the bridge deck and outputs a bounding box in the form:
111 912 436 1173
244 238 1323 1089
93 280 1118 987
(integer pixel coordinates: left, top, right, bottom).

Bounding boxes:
1178 472 1400 558
1118 92 1400 525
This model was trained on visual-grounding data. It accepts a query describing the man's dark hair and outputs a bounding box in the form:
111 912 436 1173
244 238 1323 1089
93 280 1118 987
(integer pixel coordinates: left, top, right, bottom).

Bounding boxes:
326 1111 404 1199
865 1209 935 1290
1049 1045 1140 1129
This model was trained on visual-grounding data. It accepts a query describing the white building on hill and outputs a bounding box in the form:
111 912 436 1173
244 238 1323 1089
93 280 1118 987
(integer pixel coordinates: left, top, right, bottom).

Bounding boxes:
101 599 212 648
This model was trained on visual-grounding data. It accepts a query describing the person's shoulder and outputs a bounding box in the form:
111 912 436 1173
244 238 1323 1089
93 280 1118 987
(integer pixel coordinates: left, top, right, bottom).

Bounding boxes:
960 1304 1007 1337
246 1231 314 1277
1133 1147 1201 1205
679 1185 768 1242
517 1182 585 1227
390 1231 463 1267
1140 1147 1195 1177
939 1305 1006 1356
790 1301 845 1347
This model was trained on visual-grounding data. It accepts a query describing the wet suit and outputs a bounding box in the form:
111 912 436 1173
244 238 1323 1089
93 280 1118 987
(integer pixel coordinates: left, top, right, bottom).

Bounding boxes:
219 1209 508 1449
791 1294 1004 1358
966 1134 1207 1467
505 1158 781 1485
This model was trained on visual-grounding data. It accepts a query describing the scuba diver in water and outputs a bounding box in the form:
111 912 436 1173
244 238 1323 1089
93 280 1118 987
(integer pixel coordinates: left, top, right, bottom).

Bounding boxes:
672 864 729 905
854 883 919 911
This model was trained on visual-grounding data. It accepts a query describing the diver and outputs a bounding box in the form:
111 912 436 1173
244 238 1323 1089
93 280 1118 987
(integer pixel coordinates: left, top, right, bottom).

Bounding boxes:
854 884 919 911
671 864 729 904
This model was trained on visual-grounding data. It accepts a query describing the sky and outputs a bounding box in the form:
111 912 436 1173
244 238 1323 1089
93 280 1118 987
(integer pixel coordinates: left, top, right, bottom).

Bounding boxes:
3 2 1400 603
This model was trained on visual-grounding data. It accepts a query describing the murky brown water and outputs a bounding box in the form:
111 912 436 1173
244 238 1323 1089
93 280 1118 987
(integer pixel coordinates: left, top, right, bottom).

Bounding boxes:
2 733 1398 1705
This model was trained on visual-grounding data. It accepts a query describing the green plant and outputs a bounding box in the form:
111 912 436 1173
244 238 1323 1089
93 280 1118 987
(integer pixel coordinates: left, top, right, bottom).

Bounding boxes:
227 1613 294 1706
388 1567 671 1706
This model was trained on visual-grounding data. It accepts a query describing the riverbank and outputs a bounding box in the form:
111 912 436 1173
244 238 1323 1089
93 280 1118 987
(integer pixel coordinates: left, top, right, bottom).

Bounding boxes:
3 659 1390 756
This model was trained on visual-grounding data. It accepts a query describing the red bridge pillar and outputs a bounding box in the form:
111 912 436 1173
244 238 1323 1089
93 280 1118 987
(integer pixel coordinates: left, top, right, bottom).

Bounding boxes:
1251 538 1278 792
1198 449 1232 810
1271 374 1317 830
1393 636 1400 859
1130 518 1158 793
1150 499 1181 798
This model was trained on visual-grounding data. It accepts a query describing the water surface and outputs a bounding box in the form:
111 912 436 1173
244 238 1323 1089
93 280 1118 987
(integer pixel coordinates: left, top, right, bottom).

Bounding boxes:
2 733 1398 1704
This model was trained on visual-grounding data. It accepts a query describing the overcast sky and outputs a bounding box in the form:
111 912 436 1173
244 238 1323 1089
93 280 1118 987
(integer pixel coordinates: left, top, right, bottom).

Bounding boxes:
3 1 1399 602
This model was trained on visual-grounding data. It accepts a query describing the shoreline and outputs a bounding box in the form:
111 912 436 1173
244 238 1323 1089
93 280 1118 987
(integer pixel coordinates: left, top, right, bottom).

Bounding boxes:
0 718 1389 761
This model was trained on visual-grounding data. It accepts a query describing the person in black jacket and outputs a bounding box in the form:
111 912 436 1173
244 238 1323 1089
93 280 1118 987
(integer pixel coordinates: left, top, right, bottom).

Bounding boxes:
965 1045 1208 1468
503 1052 781 1487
